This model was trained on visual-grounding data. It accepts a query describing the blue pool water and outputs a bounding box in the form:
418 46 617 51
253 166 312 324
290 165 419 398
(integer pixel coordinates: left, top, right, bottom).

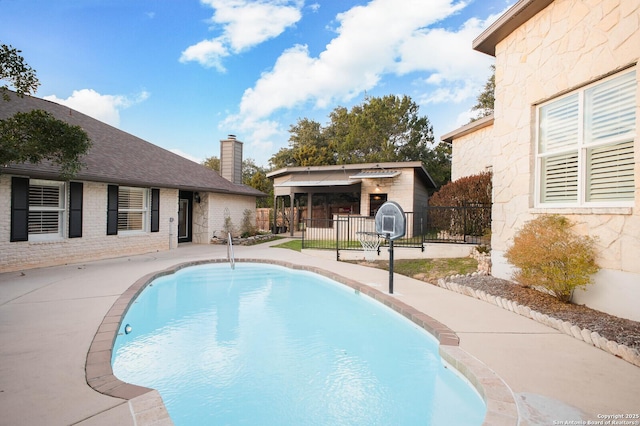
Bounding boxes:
112 263 485 425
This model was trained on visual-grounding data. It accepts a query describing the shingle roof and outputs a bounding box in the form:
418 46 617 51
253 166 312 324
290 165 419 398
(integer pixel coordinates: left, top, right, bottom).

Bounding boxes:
0 91 264 197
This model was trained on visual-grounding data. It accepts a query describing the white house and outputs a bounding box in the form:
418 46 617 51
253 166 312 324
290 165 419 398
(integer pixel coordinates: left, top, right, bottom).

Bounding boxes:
0 92 264 272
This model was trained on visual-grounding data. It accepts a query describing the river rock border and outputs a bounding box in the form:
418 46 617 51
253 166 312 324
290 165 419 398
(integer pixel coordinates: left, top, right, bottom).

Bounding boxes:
437 273 640 368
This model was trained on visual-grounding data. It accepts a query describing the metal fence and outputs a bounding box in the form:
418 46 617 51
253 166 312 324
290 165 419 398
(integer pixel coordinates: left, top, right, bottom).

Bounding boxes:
301 204 491 259
423 204 491 245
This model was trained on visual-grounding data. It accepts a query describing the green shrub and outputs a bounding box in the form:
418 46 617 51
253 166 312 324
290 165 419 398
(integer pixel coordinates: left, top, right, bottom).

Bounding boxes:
505 215 599 303
240 209 257 238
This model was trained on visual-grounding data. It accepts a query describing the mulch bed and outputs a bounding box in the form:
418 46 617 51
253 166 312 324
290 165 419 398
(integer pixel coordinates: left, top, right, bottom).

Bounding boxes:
447 274 640 351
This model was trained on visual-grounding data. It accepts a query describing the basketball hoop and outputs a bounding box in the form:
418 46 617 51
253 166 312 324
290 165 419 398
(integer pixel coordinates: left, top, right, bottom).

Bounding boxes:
356 231 382 262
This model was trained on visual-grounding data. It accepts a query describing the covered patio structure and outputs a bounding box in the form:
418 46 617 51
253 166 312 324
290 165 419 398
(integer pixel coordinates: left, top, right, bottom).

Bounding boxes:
267 162 437 236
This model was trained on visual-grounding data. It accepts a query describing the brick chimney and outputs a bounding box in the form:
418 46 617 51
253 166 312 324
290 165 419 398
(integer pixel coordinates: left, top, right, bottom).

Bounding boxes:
220 134 243 185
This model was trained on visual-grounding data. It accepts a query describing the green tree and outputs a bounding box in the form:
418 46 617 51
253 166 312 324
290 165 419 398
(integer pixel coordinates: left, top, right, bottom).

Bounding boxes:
0 110 91 178
422 142 451 187
270 118 336 168
470 65 495 121
1 44 39 100
269 94 450 186
202 155 220 171
242 158 273 208
202 156 273 207
0 43 91 178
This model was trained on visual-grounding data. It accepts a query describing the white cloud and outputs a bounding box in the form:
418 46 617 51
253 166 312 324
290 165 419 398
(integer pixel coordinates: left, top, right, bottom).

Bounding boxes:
220 113 285 165
44 89 149 127
235 0 472 120
222 0 511 165
180 39 229 71
180 0 303 70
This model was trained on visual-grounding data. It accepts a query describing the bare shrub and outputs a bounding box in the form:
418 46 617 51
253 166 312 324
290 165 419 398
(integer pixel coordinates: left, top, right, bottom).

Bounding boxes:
240 209 257 237
505 215 599 303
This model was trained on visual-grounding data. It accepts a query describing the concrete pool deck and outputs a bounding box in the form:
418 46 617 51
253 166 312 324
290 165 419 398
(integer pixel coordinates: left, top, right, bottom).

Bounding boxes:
1 241 639 425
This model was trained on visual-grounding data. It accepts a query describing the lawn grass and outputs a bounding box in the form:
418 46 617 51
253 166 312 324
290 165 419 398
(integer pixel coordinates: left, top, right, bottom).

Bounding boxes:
271 238 478 280
347 258 478 281
270 239 302 251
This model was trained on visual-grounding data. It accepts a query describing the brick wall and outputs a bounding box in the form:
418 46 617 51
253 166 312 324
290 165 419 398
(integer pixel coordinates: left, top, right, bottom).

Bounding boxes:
208 193 257 239
0 175 176 272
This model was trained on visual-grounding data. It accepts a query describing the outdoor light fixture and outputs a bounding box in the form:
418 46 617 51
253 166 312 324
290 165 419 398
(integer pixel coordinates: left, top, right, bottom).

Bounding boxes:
194 192 201 203
124 324 132 334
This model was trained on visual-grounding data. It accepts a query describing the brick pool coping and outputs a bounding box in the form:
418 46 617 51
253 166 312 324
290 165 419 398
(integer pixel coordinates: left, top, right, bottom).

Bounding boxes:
85 258 519 425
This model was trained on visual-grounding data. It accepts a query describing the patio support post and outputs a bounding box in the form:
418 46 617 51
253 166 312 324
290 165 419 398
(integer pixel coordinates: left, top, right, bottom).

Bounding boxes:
289 192 295 236
273 194 278 234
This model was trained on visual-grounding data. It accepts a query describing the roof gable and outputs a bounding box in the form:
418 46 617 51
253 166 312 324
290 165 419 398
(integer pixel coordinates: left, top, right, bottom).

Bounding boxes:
0 92 263 196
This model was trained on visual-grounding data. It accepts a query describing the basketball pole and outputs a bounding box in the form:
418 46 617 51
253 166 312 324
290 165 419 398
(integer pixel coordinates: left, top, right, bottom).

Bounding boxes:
387 233 394 294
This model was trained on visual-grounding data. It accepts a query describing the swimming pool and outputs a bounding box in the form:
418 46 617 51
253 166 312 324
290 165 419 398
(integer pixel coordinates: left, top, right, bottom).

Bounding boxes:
112 263 486 425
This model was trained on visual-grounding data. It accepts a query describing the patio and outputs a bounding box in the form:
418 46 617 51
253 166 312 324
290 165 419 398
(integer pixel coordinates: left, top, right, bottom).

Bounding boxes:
0 241 638 425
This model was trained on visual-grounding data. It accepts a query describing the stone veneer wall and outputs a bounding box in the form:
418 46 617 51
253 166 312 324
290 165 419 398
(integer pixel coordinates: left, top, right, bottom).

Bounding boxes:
451 124 494 181
0 175 176 272
490 0 640 321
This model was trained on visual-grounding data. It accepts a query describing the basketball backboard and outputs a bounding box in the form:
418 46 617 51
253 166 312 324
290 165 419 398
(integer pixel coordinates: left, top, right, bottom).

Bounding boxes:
374 201 406 241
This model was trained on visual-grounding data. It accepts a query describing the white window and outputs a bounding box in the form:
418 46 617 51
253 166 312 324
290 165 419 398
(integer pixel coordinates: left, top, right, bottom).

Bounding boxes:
118 187 149 232
29 179 66 240
536 70 636 207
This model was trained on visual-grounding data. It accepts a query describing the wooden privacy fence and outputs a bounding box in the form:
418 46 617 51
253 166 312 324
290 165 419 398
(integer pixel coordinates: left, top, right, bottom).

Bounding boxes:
255 208 271 231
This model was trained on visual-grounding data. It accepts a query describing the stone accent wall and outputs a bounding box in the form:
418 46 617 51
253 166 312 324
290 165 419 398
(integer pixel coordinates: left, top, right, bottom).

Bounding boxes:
0 175 176 272
490 0 640 320
451 124 494 181
192 192 210 244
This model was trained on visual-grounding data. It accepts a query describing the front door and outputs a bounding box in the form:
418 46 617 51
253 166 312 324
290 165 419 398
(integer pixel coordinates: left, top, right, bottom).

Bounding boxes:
178 191 193 243
369 193 387 217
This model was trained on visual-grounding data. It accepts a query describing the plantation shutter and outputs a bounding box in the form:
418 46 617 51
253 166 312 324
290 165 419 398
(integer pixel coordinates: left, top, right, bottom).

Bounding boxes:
541 152 579 203
584 71 636 202
587 141 635 201
538 94 579 153
584 71 636 143
69 182 83 238
107 185 118 235
10 177 29 242
539 93 580 203
150 188 160 232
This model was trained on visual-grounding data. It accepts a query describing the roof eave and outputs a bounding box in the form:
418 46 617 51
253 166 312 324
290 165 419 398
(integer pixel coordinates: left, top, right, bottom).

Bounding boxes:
473 0 554 56
441 115 494 143
2 165 265 197
266 161 425 178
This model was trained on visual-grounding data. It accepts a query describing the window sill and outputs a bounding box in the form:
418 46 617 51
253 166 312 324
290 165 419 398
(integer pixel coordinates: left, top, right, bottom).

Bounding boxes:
28 236 65 244
117 230 148 236
530 207 633 215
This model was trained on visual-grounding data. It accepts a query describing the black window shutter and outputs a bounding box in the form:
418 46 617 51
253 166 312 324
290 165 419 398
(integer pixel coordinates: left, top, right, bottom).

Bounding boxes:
10 177 29 242
151 188 160 232
107 185 118 235
68 182 83 238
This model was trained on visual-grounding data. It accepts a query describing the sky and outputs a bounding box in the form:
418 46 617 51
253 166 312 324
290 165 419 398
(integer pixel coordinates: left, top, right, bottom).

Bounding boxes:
1 0 515 167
